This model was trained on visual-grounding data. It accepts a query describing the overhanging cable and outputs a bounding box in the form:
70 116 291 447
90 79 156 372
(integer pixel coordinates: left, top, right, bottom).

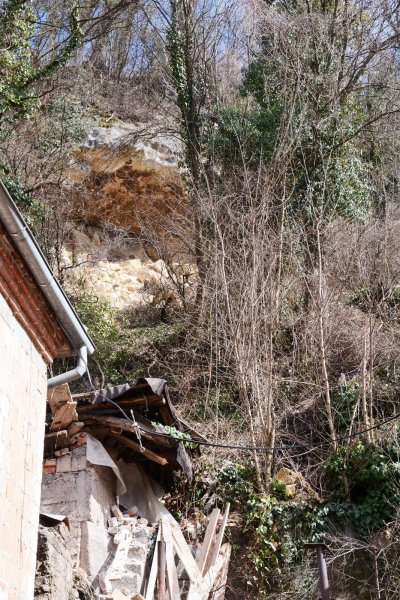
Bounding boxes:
80 373 400 453
60 333 400 454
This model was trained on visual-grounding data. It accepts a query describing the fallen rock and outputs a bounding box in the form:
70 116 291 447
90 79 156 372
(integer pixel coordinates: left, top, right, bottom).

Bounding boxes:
111 505 123 519
275 468 321 503
108 517 118 528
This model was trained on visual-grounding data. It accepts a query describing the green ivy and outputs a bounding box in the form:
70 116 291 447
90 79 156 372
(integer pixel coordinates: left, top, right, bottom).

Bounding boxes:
214 462 327 595
325 441 400 536
202 104 282 172
37 96 96 156
0 1 83 124
151 423 198 449
332 382 359 433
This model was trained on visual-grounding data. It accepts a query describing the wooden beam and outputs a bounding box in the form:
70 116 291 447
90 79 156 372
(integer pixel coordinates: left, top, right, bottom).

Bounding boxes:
209 504 230 570
170 523 202 586
145 527 161 600
81 414 175 448
70 392 96 401
162 518 181 600
44 430 70 453
108 431 168 466
77 394 165 413
212 543 232 600
196 508 220 576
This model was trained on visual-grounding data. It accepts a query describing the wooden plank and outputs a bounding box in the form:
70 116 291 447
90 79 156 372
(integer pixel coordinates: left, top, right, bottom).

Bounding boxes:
77 394 164 413
170 523 202 586
44 430 70 453
108 431 168 466
162 518 181 600
50 400 78 432
199 551 226 598
208 504 230 571
145 527 161 600
188 544 231 600
72 382 151 401
211 543 231 600
171 562 180 600
196 508 220 576
70 392 94 400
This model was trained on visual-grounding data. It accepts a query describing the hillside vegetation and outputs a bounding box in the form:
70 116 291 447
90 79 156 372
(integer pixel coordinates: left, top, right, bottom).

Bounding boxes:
2 0 400 597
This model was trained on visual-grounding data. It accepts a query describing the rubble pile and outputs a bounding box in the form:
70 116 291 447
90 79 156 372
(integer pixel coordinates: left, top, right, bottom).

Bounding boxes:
98 505 157 598
37 379 230 599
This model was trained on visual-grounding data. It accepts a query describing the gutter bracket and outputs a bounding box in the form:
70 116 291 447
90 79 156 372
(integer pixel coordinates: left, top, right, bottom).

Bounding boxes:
47 346 88 388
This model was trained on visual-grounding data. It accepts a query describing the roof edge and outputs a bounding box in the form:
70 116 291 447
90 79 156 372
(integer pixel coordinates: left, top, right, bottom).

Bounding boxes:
0 180 95 356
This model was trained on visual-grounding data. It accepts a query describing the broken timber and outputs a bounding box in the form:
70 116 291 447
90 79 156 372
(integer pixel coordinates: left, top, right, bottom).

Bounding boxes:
108 431 168 466
80 414 175 448
145 507 231 600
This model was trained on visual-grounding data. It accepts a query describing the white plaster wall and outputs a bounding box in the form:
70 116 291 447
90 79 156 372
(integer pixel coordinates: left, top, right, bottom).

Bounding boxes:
0 292 48 600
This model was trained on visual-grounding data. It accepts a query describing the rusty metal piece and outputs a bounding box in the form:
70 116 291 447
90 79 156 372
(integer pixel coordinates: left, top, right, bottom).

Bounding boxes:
304 542 331 600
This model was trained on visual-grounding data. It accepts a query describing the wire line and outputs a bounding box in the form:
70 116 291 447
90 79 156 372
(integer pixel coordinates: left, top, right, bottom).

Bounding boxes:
58 333 400 454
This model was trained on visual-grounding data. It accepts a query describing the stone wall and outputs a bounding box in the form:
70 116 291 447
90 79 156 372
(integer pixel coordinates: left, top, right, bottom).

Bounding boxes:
35 523 95 600
35 524 74 600
0 292 48 600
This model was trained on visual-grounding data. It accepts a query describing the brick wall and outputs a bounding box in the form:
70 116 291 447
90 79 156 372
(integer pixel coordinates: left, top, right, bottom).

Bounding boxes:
0 291 48 600
0 222 71 362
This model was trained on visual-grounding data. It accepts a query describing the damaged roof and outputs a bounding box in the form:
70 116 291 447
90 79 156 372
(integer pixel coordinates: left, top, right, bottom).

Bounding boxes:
47 378 201 481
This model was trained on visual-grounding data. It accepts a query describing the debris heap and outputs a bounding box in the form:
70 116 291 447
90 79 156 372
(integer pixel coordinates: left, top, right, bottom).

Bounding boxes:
39 378 230 599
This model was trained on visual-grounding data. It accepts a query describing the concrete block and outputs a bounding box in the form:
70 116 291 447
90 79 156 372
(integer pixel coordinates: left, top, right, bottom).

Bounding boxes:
80 521 110 581
114 573 141 593
71 446 87 471
128 545 147 565
34 524 74 600
126 558 144 578
56 453 72 473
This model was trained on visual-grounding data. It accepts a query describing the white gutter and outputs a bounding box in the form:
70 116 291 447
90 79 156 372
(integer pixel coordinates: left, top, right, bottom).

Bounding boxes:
0 181 95 385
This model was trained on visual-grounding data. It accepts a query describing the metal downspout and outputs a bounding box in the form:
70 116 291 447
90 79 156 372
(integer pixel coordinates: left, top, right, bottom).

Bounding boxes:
47 345 88 388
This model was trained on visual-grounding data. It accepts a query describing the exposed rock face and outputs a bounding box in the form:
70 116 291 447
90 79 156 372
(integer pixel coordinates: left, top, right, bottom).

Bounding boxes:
64 122 194 310
63 221 194 310
72 256 193 310
35 528 94 600
72 122 187 235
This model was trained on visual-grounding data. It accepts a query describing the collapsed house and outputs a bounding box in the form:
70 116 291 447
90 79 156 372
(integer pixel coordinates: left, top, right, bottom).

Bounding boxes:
39 379 231 600
0 179 230 600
